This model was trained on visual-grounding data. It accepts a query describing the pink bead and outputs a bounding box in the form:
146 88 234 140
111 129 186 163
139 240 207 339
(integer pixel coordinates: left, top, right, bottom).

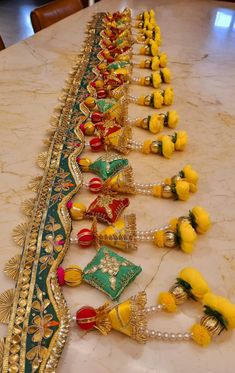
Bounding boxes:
66 201 73 209
79 123 85 133
57 267 65 286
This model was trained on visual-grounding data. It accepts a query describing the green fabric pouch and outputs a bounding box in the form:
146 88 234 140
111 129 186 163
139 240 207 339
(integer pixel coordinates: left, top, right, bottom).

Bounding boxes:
89 154 128 180
82 246 142 300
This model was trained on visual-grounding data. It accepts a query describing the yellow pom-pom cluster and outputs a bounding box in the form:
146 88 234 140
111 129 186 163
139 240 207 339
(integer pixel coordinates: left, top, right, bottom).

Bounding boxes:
175 180 190 201
167 111 179 129
152 71 162 88
179 267 210 299
191 323 211 347
178 220 197 254
149 114 164 133
163 87 174 105
158 292 177 312
153 230 165 246
203 293 235 329
182 165 198 193
174 131 188 151
141 139 152 154
191 206 211 234
161 135 175 158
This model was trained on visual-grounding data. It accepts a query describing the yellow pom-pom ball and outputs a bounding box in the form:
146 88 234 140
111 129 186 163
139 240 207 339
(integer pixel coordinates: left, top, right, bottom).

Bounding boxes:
78 158 92 172
179 267 210 299
161 135 175 158
161 67 171 83
190 184 198 193
150 9 155 18
178 221 197 254
142 139 152 154
68 202 86 221
117 54 130 62
149 114 164 133
64 265 83 287
191 324 211 346
169 218 178 231
139 46 146 55
183 165 198 185
153 90 164 108
203 293 235 329
152 185 162 198
159 52 168 67
151 56 160 71
152 71 162 88
175 180 190 201
167 111 179 128
191 206 211 234
163 87 174 106
154 230 165 247
174 131 188 151
138 95 145 105
150 40 159 56
158 292 177 312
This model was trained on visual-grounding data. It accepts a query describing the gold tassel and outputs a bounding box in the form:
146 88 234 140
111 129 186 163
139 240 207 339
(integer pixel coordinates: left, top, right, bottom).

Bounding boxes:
21 198 36 217
103 166 136 194
98 214 137 252
12 222 29 247
28 176 43 193
130 291 147 343
37 151 48 169
0 338 5 371
0 289 14 324
95 302 112 335
4 255 21 281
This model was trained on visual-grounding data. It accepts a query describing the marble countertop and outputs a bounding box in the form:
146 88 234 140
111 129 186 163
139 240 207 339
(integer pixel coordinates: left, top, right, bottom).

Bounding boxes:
1 0 235 372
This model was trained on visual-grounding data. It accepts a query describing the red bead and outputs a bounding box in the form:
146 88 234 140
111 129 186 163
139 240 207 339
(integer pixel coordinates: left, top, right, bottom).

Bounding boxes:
97 89 107 99
77 228 94 247
76 307 97 330
108 45 115 51
91 112 103 123
107 57 114 63
88 177 103 193
89 137 103 152
90 81 96 88
79 123 85 133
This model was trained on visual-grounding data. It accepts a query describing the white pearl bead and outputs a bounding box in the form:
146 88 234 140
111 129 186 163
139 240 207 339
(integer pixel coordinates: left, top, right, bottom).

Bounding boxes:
157 304 163 311
170 333 176 341
177 333 183 341
183 333 191 341
151 306 157 312
145 307 151 313
150 330 156 338
145 329 150 337
156 331 162 339
163 332 169 340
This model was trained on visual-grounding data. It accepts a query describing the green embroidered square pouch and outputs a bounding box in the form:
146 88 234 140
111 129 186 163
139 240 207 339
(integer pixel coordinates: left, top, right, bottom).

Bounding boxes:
90 155 128 180
82 246 142 300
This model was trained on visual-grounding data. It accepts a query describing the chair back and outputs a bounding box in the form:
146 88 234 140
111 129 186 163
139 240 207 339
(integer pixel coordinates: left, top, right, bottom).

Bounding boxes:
31 0 83 33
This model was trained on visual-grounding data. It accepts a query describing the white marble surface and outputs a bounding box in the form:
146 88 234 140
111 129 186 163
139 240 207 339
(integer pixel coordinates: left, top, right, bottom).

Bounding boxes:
1 0 235 372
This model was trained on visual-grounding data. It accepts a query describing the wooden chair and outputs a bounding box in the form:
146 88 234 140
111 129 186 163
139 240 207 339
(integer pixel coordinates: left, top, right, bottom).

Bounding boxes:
0 35 6 51
30 0 83 33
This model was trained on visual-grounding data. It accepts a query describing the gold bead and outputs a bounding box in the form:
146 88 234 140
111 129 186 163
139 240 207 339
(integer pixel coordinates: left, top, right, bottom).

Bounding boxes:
171 174 182 184
144 59 152 68
70 202 86 221
162 184 173 198
141 118 149 129
170 284 188 304
84 122 95 136
164 231 177 248
138 21 144 28
200 315 224 336
78 158 92 172
144 76 151 86
144 45 150 55
144 95 151 106
150 141 160 153
178 216 190 224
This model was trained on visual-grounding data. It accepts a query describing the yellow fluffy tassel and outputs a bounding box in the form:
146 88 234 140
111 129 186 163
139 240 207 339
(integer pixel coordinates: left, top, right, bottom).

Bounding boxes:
152 185 162 198
191 323 211 347
153 230 165 247
158 292 177 312
141 139 152 154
